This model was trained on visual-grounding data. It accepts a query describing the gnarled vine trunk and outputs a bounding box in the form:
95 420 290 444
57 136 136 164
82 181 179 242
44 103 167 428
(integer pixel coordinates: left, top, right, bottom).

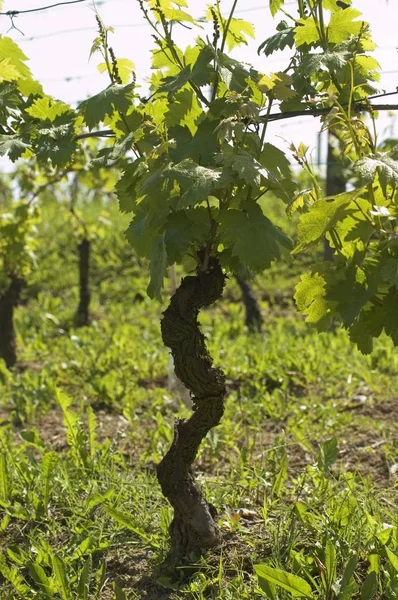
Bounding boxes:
75 238 91 327
235 275 263 333
157 257 226 561
0 278 24 368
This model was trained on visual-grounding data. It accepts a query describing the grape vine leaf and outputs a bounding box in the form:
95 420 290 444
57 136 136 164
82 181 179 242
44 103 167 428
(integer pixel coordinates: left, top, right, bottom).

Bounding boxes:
219 203 291 271
293 192 358 253
169 119 218 165
159 66 191 95
33 120 77 168
161 7 195 24
91 132 136 167
261 143 292 180
78 83 135 129
224 18 255 51
0 57 20 82
0 37 31 81
26 97 71 122
217 150 267 186
97 58 135 84
258 21 294 56
165 88 201 133
190 46 214 86
383 288 398 345
258 72 295 100
327 266 374 327
349 304 384 354
269 0 285 17
165 159 225 208
299 47 351 76
294 17 320 47
294 271 332 330
126 209 166 258
165 210 208 262
355 149 398 187
0 135 30 161
116 160 148 213
147 233 167 301
327 8 363 44
381 259 398 288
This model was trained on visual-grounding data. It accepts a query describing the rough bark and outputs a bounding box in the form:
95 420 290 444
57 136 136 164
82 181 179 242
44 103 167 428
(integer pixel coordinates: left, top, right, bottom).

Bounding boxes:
235 275 263 332
75 238 91 327
157 257 226 562
0 278 24 368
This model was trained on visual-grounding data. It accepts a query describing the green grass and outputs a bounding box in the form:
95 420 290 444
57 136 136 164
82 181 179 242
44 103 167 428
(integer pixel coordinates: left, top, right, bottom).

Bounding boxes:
0 197 397 599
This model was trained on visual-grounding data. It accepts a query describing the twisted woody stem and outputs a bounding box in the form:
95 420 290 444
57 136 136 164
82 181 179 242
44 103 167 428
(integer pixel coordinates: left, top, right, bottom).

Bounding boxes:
157 257 226 561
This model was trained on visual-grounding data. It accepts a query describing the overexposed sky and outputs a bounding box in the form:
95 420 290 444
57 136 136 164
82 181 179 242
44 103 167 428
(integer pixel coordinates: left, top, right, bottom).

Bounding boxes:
1 0 397 169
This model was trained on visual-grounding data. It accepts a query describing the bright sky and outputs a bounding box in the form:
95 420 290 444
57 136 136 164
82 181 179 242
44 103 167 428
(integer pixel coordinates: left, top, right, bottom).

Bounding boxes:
1 0 398 170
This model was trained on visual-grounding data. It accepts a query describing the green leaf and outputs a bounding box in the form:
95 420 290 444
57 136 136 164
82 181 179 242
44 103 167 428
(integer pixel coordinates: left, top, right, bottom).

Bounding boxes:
294 271 332 330
258 72 295 100
356 149 398 187
147 233 167 300
42 451 58 510
91 132 136 167
224 18 255 51
105 506 160 547
33 120 77 168
0 134 30 161
294 192 356 253
317 438 339 472
190 45 214 86
385 548 398 572
360 571 377 600
87 405 97 459
294 17 321 47
258 21 295 56
77 555 92 600
299 48 350 77
349 304 385 354
78 83 135 129
26 96 70 122
269 0 285 17
52 555 70 600
164 210 208 262
165 88 202 134
166 159 224 208
0 555 29 594
169 119 218 165
339 554 359 597
383 288 398 345
98 57 135 84
71 536 93 560
116 160 148 213
161 7 195 23
0 36 32 82
326 265 373 328
0 57 21 82
114 580 128 600
261 143 292 180
159 65 191 95
215 52 252 93
327 8 364 44
272 453 288 498
0 454 9 503
219 204 290 272
126 210 164 257
325 539 337 588
254 564 313 598
28 561 53 597
217 150 267 186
